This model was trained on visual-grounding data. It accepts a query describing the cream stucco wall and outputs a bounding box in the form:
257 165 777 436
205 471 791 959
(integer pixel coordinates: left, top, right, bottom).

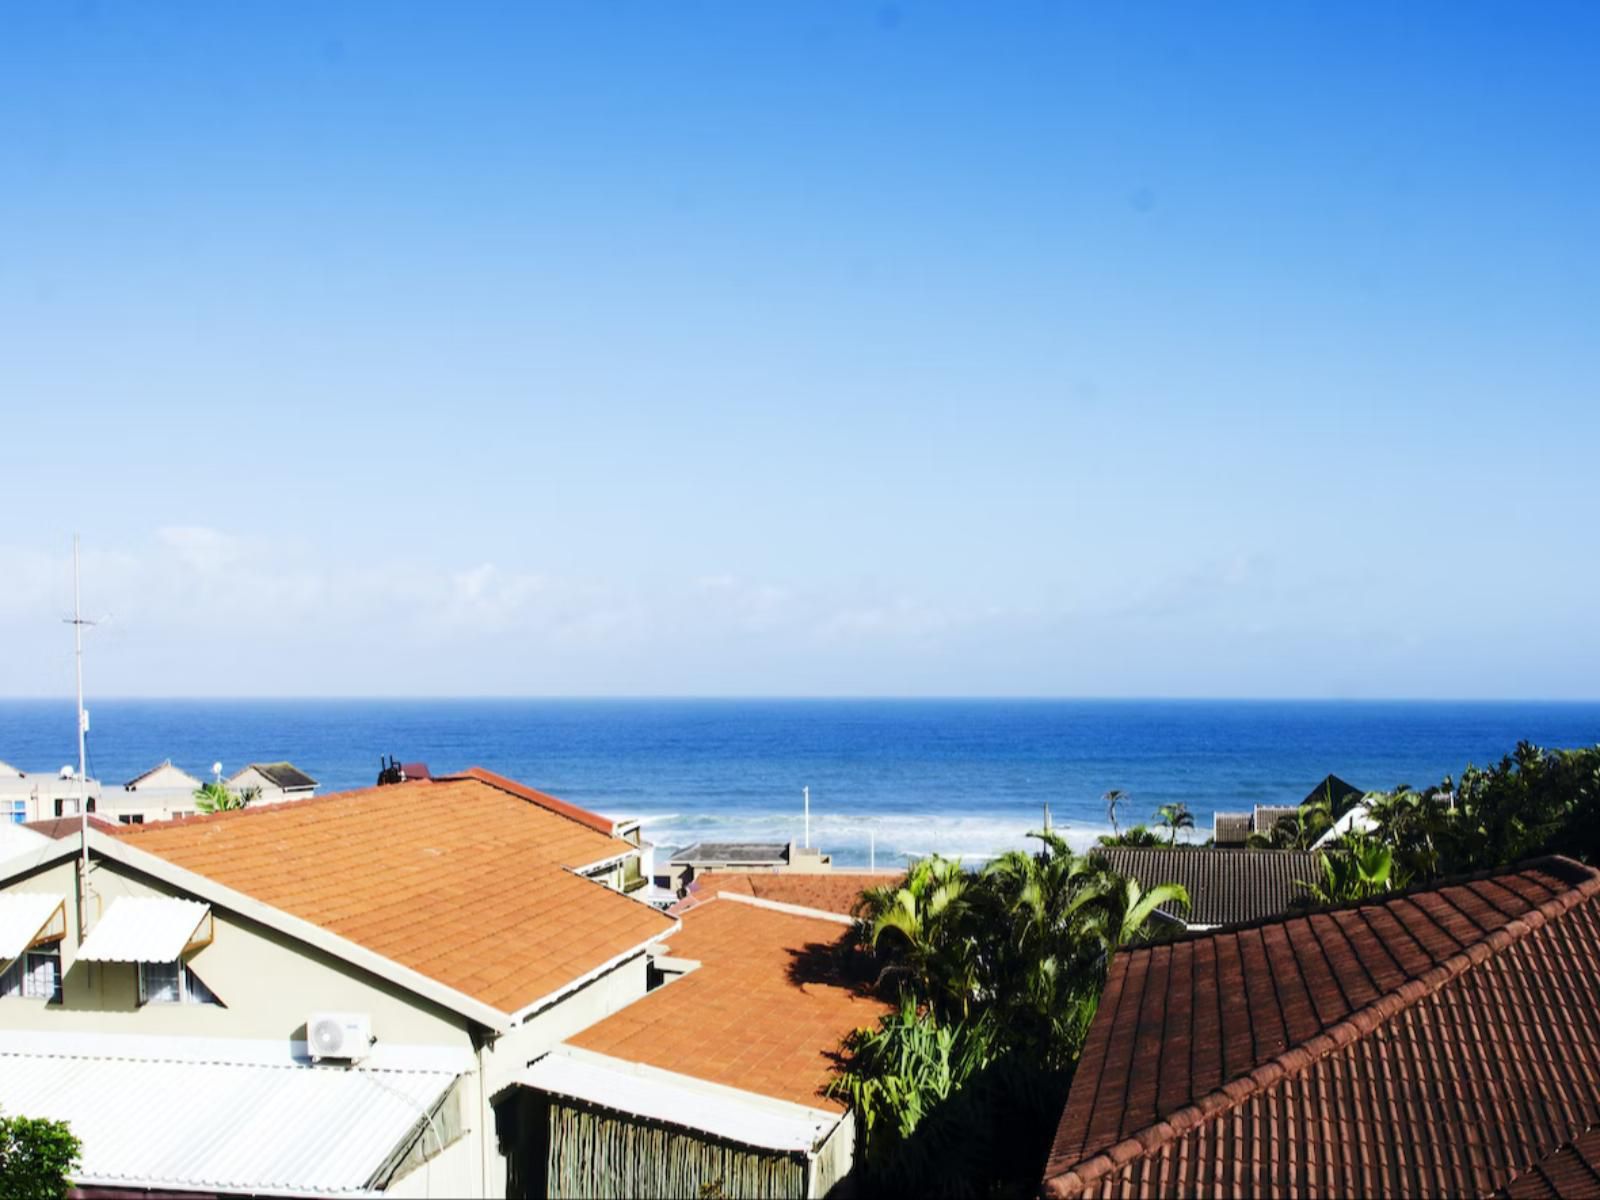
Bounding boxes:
0 856 473 1048
0 849 664 1198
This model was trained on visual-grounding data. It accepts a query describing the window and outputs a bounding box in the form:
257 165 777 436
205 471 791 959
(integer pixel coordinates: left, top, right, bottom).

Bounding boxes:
7 799 24 824
139 961 221 1006
1 945 62 1003
117 814 145 825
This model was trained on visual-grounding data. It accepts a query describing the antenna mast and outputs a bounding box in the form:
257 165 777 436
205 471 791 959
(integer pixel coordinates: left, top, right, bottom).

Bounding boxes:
66 536 96 936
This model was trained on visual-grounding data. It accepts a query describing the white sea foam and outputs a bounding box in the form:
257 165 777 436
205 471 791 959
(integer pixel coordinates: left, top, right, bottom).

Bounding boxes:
642 808 1122 868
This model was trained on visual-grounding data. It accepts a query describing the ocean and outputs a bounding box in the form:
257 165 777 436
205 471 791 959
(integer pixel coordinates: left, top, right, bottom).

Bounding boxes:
3 699 1597 867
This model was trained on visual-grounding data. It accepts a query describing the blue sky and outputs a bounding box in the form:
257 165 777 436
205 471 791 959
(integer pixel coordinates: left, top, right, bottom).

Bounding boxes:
3 2 1597 698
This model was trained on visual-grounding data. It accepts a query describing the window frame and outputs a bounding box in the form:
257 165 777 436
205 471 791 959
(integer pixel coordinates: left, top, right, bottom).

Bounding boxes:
1 943 63 1004
138 959 222 1007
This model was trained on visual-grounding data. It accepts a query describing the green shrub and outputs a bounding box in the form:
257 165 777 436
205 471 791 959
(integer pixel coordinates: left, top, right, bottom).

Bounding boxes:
0 1110 81 1200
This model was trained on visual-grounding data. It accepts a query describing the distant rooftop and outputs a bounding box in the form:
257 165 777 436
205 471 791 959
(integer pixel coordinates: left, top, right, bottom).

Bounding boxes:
233 761 317 791
1091 847 1318 927
669 841 790 866
674 869 903 918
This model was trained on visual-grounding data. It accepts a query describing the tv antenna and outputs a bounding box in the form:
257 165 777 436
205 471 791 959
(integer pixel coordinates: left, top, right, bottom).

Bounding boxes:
63 536 97 936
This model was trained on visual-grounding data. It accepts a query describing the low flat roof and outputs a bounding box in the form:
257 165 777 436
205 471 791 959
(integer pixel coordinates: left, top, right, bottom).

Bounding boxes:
669 841 789 865
0 1030 459 1196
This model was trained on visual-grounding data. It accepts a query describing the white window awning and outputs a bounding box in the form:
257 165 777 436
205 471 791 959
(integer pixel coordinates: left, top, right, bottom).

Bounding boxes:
0 893 67 964
79 896 212 963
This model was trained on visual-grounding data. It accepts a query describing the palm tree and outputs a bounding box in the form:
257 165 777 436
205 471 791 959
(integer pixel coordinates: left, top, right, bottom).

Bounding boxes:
1154 802 1195 848
1103 789 1130 839
1086 875 1191 953
193 782 260 814
861 855 980 1020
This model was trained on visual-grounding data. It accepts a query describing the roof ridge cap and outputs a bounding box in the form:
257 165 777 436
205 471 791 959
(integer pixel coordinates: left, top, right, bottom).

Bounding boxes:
448 767 618 838
113 778 434 837
1044 861 1600 1199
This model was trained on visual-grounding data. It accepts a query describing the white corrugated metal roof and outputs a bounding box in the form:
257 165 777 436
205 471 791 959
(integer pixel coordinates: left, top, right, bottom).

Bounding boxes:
78 895 210 962
525 1047 838 1154
0 1032 458 1196
0 892 65 961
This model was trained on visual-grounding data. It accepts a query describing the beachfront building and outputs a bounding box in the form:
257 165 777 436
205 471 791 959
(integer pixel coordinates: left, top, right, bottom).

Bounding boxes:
227 759 319 803
520 892 891 1198
1041 856 1600 1198
1212 774 1366 847
0 769 675 1197
0 764 100 825
1091 847 1319 930
661 840 833 896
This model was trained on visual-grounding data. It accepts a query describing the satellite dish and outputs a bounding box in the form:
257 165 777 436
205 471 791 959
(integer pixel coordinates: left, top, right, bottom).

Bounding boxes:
59 765 75 780
212 762 224 779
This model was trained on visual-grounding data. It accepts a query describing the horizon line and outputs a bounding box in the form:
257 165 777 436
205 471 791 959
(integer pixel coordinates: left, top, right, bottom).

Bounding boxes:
2 694 1599 705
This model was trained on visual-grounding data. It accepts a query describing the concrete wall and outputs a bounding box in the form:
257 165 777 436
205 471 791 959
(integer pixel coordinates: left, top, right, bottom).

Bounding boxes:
475 954 653 1199
386 1131 482 1200
0 856 472 1047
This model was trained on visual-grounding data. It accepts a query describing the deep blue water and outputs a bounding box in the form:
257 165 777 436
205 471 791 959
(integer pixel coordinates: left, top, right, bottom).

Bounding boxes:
3 699 1597 866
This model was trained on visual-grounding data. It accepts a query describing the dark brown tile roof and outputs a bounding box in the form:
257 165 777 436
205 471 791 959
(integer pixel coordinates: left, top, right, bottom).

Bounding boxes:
1500 1127 1600 1199
1092 848 1318 927
239 761 317 790
1212 812 1252 846
1043 857 1600 1199
24 815 119 839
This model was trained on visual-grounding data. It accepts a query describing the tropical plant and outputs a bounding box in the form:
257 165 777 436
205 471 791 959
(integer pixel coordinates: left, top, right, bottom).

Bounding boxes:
1154 801 1195 848
1096 823 1162 848
1103 789 1129 838
1297 833 1405 906
1246 794 1335 851
1085 874 1191 953
1358 742 1600 881
0 1109 80 1200
860 855 980 1020
193 782 260 814
843 835 1191 1194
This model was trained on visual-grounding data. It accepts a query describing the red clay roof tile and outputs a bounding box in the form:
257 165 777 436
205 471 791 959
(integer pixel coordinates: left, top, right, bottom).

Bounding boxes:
1044 857 1600 1199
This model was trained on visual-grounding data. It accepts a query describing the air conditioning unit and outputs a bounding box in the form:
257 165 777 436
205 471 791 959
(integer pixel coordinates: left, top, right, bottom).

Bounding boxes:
306 1012 373 1063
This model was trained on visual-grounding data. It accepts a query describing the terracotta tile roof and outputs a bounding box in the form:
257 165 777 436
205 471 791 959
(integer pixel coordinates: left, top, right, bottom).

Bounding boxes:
1500 1127 1600 1199
1044 857 1600 1199
569 898 893 1111
1092 848 1318 926
672 870 903 918
441 766 616 835
111 775 672 1015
